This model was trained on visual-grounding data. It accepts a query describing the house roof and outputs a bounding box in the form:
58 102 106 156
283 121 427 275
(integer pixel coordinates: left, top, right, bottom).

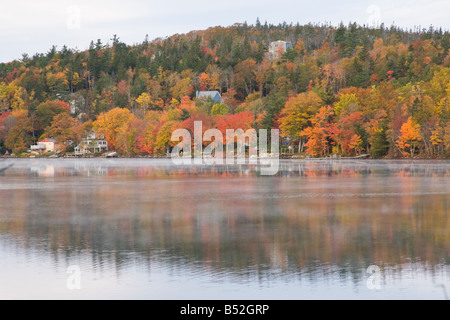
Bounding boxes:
271 40 291 45
196 91 223 103
39 138 57 143
196 90 219 97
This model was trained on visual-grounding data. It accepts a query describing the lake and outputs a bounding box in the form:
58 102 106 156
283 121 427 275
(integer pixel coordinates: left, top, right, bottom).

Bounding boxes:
0 158 449 299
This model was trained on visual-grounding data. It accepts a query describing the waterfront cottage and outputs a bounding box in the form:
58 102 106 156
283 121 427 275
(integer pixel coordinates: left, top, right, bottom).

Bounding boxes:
30 138 57 153
74 131 109 156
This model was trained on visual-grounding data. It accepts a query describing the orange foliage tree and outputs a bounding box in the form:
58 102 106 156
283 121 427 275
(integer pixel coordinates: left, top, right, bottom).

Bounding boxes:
301 106 334 157
4 110 33 153
396 117 422 157
198 73 212 91
44 112 79 149
330 112 365 156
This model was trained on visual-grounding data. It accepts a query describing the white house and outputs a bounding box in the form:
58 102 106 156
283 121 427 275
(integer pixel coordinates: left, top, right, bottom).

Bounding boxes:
74 131 108 156
30 138 57 153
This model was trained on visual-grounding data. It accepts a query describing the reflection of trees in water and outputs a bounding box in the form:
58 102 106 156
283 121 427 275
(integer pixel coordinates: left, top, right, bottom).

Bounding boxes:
3 159 450 178
0 159 449 283
0 179 450 281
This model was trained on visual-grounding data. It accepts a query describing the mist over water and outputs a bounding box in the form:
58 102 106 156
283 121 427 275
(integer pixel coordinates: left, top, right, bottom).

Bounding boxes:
0 159 449 299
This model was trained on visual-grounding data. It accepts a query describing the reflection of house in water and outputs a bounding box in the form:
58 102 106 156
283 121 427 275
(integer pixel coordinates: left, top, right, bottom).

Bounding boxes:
30 165 55 177
73 163 108 176
75 131 109 156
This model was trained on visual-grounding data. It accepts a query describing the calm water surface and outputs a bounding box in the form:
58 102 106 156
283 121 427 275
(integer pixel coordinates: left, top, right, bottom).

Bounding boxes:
0 158 449 299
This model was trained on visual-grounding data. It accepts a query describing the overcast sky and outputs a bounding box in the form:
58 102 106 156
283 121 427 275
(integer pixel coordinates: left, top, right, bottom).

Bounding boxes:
1 0 449 63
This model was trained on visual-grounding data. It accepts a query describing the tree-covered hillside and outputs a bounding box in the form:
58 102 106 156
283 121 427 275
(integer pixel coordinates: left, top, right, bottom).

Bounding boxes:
0 21 449 157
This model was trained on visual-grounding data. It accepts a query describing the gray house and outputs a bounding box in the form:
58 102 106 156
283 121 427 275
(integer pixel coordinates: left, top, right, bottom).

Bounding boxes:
195 91 224 103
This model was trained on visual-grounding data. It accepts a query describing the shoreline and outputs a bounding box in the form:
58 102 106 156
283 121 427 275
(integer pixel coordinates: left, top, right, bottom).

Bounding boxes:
1 155 449 161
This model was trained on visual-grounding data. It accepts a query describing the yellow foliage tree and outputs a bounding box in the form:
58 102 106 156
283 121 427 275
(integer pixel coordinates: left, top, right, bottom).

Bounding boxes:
136 92 153 114
170 77 193 100
278 91 323 152
334 93 359 116
93 108 134 150
155 120 179 155
0 81 28 111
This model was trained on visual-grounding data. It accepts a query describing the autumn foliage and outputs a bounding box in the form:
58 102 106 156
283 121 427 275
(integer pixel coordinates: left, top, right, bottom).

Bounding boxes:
396 117 422 157
0 21 449 157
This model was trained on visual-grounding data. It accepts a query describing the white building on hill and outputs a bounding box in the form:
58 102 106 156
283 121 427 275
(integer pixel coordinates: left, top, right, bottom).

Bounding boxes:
268 40 292 60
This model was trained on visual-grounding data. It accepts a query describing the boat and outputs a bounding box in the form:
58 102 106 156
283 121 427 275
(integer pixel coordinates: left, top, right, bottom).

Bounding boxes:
105 152 118 158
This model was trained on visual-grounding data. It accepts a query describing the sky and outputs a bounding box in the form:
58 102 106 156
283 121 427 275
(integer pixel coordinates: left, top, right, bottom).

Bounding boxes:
1 0 450 63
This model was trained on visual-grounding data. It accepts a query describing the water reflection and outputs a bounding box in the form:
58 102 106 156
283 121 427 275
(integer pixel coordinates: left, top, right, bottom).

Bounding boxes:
0 159 449 299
